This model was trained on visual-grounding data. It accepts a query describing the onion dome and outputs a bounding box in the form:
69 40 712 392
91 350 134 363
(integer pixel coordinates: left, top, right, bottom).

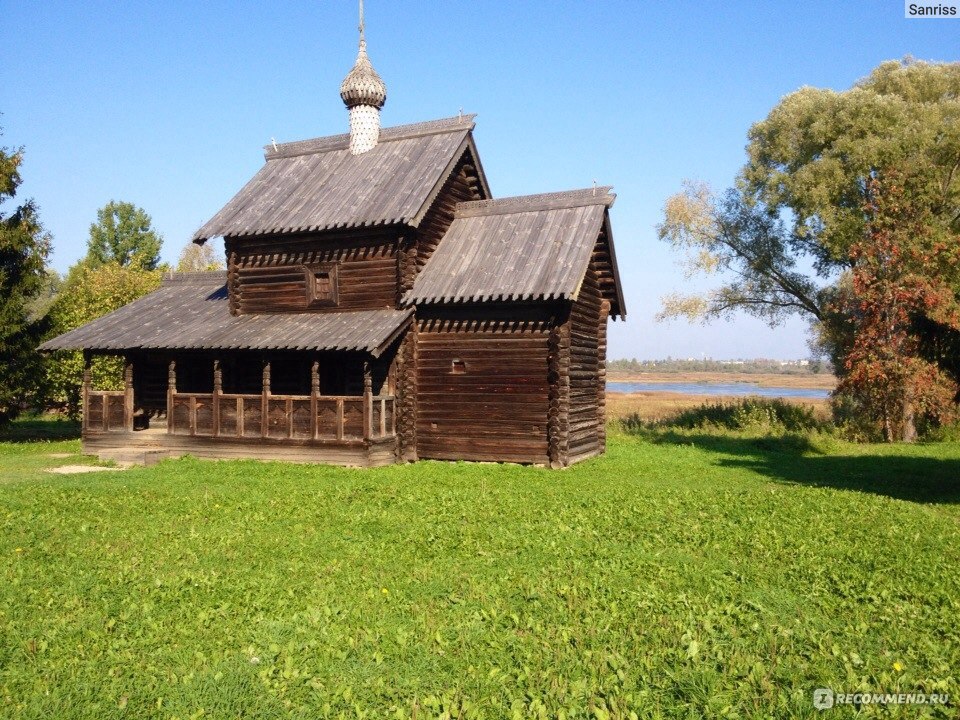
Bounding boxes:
339 40 386 110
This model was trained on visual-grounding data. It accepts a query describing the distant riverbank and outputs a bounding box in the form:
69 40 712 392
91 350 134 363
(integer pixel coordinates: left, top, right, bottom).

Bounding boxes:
605 371 835 422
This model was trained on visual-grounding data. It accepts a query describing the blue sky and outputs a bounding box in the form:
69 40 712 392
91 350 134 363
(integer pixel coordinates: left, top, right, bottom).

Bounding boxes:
3 1 956 360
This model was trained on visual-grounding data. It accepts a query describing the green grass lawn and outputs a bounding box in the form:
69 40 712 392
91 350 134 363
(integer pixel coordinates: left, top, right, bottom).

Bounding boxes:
1 421 958 719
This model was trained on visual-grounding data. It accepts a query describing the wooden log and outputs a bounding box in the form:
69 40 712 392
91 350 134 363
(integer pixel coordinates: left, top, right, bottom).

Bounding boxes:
212 359 222 438
261 361 270 438
363 362 372 441
311 360 319 441
123 358 135 431
167 360 176 434
82 352 92 434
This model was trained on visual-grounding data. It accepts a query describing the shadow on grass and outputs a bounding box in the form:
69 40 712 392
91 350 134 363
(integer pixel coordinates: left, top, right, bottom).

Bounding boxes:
0 418 82 443
643 429 960 505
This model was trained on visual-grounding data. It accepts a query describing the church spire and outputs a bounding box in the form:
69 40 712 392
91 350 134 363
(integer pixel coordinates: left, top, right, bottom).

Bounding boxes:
339 0 387 155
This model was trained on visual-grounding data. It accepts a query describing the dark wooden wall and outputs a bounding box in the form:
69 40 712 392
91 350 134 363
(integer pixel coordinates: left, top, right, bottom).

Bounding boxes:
415 307 555 465
226 228 399 314
566 265 603 462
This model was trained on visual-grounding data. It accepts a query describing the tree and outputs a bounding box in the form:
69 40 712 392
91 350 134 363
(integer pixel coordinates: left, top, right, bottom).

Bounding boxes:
86 200 163 270
176 240 224 272
0 140 51 428
833 171 960 441
658 59 960 439
45 263 163 416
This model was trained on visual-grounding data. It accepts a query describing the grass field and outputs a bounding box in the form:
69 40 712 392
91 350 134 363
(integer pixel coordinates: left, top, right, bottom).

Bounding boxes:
1 419 959 718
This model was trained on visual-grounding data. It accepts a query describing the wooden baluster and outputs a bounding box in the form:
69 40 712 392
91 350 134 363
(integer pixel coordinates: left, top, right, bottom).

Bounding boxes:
311 360 319 441
261 361 270 438
237 397 244 438
212 359 222 438
189 395 197 436
380 397 386 437
287 398 293 439
336 398 344 440
363 362 372 441
82 352 92 434
167 360 176 434
123 357 134 432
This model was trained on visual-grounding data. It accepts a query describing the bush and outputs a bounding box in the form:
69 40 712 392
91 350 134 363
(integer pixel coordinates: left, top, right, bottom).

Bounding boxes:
620 397 830 435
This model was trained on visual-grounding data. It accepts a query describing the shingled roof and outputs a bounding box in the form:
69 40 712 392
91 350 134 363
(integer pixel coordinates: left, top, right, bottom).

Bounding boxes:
192 115 488 242
39 274 412 357
404 188 625 318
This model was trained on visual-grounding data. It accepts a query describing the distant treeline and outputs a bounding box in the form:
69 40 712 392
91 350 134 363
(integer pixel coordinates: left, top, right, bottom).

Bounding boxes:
609 358 831 375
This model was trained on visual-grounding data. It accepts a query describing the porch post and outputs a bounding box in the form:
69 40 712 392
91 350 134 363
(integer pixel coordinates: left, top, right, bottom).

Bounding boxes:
261 360 271 438
310 360 319 440
167 360 176 434
212 359 222 438
81 351 92 433
363 360 372 441
123 356 134 432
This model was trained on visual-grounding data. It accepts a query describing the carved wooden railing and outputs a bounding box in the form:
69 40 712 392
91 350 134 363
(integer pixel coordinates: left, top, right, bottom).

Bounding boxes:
167 392 396 441
81 357 134 434
83 391 129 433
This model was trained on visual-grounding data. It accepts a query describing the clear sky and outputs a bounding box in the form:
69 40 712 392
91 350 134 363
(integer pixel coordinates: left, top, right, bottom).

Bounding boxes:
3 1 956 361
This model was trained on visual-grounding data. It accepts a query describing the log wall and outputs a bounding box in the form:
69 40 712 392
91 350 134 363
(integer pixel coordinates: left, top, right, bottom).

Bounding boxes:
227 229 399 314
566 265 604 462
415 308 554 465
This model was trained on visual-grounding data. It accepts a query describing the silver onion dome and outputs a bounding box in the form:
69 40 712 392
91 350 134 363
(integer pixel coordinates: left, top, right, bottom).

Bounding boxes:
339 39 386 110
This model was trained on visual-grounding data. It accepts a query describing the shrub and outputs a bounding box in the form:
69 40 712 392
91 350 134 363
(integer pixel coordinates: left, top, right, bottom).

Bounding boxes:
621 397 830 434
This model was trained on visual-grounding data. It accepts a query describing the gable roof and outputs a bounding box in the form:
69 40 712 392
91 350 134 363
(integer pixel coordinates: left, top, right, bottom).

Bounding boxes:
39 273 412 357
404 188 626 318
192 115 489 242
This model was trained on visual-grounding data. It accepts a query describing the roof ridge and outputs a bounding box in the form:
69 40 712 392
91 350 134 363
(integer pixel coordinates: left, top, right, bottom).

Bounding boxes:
455 187 615 218
264 115 477 160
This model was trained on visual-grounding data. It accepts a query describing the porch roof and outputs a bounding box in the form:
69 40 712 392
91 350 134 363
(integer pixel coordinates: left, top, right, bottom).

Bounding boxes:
39 273 412 357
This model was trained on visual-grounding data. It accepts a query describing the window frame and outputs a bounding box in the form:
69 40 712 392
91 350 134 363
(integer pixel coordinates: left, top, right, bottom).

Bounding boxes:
304 262 340 308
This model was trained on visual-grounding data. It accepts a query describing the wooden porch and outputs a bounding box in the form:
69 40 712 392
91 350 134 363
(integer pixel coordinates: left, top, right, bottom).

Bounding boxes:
81 355 399 467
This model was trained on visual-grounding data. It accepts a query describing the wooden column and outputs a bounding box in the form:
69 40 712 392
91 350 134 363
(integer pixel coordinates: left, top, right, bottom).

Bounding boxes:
261 360 271 438
123 357 134 431
363 360 372 441
212 359 222 438
81 351 92 433
310 360 320 440
167 360 176 434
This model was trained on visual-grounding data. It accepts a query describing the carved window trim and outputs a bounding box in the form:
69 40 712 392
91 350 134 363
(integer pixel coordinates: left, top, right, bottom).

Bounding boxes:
304 262 339 308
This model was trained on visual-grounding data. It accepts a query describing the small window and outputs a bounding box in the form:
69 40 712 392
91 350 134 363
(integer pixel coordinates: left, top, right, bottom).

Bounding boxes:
451 359 467 374
305 263 339 307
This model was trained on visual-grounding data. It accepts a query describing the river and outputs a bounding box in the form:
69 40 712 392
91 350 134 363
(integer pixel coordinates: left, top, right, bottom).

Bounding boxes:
606 381 830 399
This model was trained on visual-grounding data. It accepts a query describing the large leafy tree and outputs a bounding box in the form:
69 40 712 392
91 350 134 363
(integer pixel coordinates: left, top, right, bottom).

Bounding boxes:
0 140 51 428
86 200 162 270
658 59 960 440
45 263 163 416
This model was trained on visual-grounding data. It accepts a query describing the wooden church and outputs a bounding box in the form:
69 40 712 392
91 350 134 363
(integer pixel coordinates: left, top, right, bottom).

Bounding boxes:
41 16 625 468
